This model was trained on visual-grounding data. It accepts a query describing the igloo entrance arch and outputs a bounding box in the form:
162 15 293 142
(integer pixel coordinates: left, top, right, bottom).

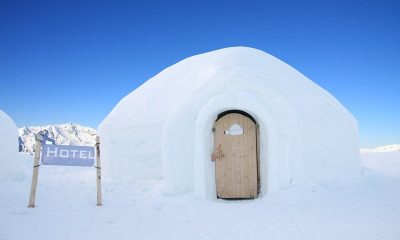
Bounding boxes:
182 90 301 200
161 91 303 200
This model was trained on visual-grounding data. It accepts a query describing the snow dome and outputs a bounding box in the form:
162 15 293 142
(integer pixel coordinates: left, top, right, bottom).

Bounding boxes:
99 47 361 199
0 110 20 181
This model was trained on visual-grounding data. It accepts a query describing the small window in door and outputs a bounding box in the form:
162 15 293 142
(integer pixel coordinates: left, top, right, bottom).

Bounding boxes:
224 123 244 135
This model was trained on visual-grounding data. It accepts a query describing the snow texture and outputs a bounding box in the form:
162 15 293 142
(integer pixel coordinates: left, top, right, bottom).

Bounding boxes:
0 110 20 181
99 47 362 199
0 152 399 240
362 152 400 178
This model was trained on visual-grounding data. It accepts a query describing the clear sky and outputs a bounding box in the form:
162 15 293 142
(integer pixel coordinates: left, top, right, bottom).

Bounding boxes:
0 0 399 147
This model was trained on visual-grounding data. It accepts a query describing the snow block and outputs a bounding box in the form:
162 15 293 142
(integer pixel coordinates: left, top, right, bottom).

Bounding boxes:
0 110 20 181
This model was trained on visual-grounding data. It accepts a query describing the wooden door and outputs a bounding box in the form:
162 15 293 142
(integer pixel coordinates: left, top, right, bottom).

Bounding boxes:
213 113 258 199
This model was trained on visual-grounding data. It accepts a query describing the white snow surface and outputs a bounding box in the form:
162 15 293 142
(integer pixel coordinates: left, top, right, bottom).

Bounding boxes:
0 110 20 181
361 152 400 178
99 47 361 198
0 152 399 240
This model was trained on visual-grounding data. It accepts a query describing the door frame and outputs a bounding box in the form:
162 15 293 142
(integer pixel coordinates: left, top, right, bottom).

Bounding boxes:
213 110 260 198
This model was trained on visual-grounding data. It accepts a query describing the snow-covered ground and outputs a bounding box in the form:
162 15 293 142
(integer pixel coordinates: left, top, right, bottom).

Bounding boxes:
0 152 399 240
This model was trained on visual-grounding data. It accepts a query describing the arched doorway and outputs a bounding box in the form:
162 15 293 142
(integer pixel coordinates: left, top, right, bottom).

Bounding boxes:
212 110 259 199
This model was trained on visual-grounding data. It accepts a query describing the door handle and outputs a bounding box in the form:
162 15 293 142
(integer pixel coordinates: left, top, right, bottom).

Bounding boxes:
211 144 224 161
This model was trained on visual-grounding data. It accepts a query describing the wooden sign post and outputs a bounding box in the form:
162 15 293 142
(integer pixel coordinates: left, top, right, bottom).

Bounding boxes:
28 133 43 208
95 136 102 206
27 134 102 207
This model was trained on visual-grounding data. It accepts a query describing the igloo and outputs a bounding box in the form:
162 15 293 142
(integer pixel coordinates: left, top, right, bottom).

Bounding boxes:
99 47 361 199
0 110 20 181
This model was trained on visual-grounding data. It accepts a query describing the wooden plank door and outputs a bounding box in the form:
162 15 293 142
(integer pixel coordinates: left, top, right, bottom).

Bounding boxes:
214 113 258 199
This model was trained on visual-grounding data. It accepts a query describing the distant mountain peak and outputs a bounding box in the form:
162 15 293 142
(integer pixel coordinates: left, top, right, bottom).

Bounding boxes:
360 144 400 153
19 123 97 153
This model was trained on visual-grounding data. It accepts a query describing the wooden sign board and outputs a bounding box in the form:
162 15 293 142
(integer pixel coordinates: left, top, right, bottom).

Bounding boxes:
41 144 95 166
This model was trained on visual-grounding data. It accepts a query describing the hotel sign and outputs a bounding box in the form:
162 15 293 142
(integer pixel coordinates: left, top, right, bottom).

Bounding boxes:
41 144 95 166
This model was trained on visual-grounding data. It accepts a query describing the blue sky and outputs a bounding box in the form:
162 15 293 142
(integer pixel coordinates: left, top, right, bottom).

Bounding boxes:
0 0 399 147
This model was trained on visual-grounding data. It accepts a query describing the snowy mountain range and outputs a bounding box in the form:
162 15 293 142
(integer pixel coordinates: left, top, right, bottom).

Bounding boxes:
360 144 400 153
19 123 97 153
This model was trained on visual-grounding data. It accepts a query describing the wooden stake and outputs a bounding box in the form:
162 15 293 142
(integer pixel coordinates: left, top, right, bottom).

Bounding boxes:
95 136 102 206
28 133 43 208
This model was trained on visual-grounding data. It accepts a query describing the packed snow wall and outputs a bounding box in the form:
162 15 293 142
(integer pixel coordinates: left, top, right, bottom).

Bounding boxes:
99 47 362 198
0 110 20 181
